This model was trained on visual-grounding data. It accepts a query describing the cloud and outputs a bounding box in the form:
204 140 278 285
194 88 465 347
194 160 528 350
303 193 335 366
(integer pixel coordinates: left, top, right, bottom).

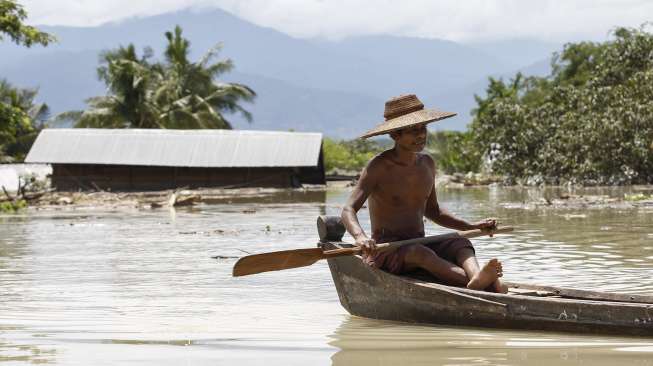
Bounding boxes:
20 0 207 27
19 0 653 42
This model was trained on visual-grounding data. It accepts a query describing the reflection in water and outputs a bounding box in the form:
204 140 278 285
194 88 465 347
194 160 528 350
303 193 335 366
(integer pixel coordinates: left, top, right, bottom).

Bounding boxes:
329 316 653 366
0 186 652 365
0 325 58 364
0 215 31 267
0 342 57 364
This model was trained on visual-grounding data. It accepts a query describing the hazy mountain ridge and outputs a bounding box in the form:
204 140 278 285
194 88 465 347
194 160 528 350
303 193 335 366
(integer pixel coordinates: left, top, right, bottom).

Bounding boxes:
0 8 558 137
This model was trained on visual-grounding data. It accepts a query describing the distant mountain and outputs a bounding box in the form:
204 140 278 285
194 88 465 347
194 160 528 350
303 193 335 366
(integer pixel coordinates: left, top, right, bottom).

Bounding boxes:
0 7 560 137
1 49 105 114
223 72 384 137
464 39 562 71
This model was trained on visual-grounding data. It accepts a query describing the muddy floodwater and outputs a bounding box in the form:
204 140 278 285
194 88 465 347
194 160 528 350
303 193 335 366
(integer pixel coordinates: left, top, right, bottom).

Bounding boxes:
1 186 653 365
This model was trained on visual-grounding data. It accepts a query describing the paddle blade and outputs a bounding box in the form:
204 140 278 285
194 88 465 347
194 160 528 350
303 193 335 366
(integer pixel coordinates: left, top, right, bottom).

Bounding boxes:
232 248 325 277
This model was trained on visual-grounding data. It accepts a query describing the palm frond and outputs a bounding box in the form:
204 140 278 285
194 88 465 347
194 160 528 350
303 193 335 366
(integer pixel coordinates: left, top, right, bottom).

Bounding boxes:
54 25 256 131
198 42 224 68
28 103 50 123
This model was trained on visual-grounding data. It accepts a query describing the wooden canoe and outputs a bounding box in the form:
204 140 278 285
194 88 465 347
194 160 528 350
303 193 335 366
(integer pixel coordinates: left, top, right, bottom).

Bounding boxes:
316 216 653 336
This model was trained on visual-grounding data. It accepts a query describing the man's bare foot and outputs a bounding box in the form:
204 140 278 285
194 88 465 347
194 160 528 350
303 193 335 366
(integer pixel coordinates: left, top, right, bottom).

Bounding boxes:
493 278 509 294
467 258 501 291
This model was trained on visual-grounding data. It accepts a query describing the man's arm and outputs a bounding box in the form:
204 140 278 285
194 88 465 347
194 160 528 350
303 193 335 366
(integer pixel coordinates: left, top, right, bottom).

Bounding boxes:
341 161 377 253
423 156 496 231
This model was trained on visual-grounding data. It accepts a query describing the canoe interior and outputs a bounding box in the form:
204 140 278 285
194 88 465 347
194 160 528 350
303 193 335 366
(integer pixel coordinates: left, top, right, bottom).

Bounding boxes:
322 241 653 306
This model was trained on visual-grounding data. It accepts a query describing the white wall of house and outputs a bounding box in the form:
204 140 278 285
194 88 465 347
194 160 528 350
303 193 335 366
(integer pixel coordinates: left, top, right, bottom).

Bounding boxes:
0 164 52 193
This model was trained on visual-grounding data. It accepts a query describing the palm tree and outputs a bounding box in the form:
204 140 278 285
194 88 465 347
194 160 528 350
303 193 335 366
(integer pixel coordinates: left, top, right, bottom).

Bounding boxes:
57 45 161 128
59 26 255 130
153 26 255 129
0 79 49 120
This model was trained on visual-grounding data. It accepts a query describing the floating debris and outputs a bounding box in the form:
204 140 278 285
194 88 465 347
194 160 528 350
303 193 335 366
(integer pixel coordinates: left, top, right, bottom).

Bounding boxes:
452 172 504 186
211 255 239 260
625 193 652 201
179 228 238 236
18 186 326 211
501 193 639 210
560 214 588 220
56 197 73 205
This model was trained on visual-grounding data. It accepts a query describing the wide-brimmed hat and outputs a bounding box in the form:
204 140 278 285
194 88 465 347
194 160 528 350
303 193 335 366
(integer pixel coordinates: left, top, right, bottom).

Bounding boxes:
360 94 456 139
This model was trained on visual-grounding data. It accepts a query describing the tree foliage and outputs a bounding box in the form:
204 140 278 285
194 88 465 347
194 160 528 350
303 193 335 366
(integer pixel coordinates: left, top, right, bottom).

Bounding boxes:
61 25 255 129
323 138 383 173
323 132 481 175
0 79 48 161
426 131 480 174
0 1 52 161
470 25 653 185
0 0 55 47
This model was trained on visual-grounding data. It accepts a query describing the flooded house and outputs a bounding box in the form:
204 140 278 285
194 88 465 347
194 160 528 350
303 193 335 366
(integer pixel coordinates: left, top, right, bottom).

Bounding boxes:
25 129 325 191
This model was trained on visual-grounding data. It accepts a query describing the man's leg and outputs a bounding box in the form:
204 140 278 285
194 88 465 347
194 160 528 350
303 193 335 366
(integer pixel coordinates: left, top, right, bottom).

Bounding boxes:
456 247 507 293
402 244 469 287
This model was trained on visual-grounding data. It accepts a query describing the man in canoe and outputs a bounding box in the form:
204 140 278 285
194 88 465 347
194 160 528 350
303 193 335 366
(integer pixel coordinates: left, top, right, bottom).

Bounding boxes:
341 94 507 293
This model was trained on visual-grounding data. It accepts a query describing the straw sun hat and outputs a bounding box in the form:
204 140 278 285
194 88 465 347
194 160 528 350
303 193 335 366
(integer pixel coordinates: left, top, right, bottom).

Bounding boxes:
360 94 457 139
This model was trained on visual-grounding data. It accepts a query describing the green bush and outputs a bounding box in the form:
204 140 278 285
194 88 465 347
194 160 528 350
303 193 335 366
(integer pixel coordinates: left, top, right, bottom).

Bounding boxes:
426 131 481 174
470 25 653 185
324 133 481 175
0 199 27 213
323 138 383 173
0 79 48 162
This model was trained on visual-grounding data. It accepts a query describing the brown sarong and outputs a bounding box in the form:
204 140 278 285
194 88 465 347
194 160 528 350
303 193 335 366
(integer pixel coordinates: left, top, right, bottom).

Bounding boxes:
363 233 475 275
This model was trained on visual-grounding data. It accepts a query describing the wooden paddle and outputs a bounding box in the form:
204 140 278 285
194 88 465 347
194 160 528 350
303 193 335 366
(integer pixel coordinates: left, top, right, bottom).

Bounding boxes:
232 226 513 277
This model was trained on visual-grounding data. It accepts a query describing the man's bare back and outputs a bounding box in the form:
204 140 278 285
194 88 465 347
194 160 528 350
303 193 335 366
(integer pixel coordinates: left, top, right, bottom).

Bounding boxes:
341 123 508 293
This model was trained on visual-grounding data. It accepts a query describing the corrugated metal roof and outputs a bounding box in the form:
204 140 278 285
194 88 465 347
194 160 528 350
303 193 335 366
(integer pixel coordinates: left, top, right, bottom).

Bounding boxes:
25 129 323 168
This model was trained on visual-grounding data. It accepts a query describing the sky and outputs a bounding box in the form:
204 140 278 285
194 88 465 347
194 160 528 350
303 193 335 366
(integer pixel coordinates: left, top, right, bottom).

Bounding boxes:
19 0 653 43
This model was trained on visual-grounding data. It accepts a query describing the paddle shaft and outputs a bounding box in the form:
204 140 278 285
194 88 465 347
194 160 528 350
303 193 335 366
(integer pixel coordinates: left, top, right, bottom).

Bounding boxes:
232 226 514 276
321 227 514 259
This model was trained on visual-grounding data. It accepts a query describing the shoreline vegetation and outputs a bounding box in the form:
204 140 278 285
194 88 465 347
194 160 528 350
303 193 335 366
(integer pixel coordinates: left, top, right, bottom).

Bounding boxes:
3 25 652 186
323 131 492 184
325 25 653 186
2 178 652 213
2 6 653 211
468 26 653 186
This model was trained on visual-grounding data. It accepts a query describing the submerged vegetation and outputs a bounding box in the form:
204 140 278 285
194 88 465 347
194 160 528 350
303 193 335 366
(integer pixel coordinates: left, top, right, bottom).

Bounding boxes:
0 199 26 213
0 172 49 213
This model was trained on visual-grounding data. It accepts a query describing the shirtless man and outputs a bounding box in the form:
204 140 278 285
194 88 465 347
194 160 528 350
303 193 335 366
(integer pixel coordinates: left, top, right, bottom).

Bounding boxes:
341 94 507 293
